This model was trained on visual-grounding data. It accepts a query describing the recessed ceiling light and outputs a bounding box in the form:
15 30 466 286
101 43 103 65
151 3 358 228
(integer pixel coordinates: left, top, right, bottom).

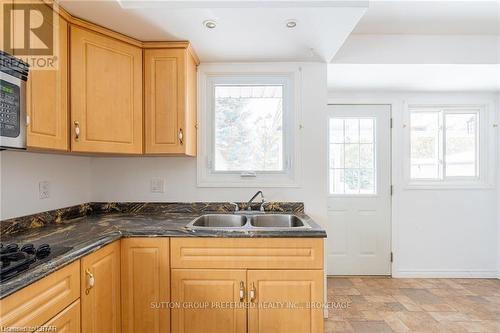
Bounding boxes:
286 19 297 29
203 20 217 29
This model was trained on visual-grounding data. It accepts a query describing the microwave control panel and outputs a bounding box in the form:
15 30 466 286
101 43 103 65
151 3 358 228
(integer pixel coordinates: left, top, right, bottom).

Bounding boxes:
0 79 20 138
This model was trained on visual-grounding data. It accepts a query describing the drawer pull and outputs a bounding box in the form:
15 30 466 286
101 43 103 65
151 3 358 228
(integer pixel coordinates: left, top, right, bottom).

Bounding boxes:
85 269 95 295
239 281 245 302
249 282 256 302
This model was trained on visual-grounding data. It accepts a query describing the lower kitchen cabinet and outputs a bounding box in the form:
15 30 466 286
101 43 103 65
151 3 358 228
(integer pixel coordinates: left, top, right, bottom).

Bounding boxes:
247 270 324 333
121 238 170 333
36 300 81 333
0 261 80 331
171 269 247 333
80 241 121 333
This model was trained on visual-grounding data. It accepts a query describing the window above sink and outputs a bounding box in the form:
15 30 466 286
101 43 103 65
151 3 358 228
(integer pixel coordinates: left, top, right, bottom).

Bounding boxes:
197 63 303 188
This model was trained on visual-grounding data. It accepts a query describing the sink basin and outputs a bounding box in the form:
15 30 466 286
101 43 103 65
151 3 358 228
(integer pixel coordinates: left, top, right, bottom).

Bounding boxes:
189 214 247 228
250 214 309 228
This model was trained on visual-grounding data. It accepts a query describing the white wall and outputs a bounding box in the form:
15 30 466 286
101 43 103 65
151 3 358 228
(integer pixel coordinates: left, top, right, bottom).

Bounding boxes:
90 63 329 226
0 151 92 220
329 91 499 278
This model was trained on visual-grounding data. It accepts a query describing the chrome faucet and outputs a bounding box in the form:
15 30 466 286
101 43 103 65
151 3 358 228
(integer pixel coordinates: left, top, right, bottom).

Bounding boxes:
247 191 265 211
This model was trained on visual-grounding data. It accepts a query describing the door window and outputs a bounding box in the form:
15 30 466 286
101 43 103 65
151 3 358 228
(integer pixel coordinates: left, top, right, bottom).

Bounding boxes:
329 118 376 195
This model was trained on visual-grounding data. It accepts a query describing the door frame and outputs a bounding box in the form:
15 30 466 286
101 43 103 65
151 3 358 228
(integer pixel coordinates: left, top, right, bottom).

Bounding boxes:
327 98 398 276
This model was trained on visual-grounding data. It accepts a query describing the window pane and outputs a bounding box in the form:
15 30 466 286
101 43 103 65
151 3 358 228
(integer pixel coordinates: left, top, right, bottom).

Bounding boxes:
330 169 345 194
360 169 375 194
410 112 441 179
360 119 374 143
344 169 359 194
344 119 359 143
330 119 344 143
214 85 283 171
330 144 344 169
345 144 360 168
445 113 477 177
360 144 374 168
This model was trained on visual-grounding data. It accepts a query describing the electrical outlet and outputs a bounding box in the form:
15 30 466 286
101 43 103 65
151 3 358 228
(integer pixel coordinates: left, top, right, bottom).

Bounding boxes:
150 178 165 193
39 181 50 199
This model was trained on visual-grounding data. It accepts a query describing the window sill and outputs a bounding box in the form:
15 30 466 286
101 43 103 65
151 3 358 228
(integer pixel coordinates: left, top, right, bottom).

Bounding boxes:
197 181 300 188
197 172 301 188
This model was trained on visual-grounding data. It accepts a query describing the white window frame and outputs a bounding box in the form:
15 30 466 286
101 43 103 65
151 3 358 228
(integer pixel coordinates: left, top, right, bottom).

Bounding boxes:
403 102 495 189
197 64 302 187
328 116 378 197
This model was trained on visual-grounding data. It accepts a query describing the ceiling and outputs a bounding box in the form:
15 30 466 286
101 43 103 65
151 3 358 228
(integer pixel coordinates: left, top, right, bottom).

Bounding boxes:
352 1 500 35
58 0 368 62
328 64 500 92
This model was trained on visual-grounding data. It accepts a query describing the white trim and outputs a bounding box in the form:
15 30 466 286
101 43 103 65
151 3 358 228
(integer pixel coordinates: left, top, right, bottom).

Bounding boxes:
402 102 496 190
197 63 303 188
393 269 498 279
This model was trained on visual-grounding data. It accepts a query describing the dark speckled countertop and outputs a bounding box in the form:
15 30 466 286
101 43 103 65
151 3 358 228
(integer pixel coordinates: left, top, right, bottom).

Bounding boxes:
0 202 326 299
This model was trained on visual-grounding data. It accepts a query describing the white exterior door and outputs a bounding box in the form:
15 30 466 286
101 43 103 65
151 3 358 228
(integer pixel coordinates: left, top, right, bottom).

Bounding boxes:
326 105 392 275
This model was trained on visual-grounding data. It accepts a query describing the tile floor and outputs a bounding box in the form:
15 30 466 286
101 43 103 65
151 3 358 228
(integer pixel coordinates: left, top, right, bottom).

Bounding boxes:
325 277 500 333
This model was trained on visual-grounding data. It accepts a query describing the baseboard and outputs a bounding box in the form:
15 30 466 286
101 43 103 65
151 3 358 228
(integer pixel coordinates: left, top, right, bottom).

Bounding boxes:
394 269 498 278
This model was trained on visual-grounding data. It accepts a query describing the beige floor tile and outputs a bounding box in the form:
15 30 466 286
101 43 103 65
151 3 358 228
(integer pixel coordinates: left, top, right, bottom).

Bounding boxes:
326 277 500 333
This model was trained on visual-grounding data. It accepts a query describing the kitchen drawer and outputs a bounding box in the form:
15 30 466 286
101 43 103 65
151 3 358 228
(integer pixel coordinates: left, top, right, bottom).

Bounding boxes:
0 261 80 331
36 299 80 333
170 238 323 269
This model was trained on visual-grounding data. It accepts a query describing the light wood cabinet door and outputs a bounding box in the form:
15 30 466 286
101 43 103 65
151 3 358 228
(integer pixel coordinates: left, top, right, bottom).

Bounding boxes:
70 26 142 154
121 238 170 333
144 48 197 155
24 10 69 151
171 269 246 333
247 270 324 333
36 300 81 333
81 241 121 333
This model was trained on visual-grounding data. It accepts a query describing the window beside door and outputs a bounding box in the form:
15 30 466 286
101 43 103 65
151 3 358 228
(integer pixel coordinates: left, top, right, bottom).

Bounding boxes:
405 104 493 188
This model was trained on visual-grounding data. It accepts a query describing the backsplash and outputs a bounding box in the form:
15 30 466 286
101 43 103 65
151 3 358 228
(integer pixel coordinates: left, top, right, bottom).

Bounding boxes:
0 202 304 236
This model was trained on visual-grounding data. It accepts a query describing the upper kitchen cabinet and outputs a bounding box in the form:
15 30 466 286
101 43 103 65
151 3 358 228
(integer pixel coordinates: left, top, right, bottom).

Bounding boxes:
26 16 69 151
70 25 143 154
9 1 69 151
144 46 198 155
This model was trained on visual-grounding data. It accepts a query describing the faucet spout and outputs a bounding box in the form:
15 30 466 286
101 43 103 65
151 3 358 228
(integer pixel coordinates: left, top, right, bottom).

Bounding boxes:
247 191 265 211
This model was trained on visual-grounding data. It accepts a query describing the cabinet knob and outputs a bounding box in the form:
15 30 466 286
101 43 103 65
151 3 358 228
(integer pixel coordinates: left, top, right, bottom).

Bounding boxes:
239 281 245 302
178 128 183 145
85 269 95 295
74 121 80 141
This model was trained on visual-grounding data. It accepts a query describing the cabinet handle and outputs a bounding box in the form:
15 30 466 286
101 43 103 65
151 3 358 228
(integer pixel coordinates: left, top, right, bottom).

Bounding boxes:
178 128 183 145
249 282 256 302
74 121 80 141
85 269 95 295
239 281 245 302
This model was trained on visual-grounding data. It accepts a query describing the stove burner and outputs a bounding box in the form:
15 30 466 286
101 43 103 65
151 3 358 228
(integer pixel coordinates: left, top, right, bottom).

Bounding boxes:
0 243 72 282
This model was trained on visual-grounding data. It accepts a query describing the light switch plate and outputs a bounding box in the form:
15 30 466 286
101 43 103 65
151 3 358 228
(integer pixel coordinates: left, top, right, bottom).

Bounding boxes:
39 181 50 199
150 178 165 193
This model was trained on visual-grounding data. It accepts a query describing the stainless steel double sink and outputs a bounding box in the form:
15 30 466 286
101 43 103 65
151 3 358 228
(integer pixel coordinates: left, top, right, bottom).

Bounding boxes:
186 213 311 230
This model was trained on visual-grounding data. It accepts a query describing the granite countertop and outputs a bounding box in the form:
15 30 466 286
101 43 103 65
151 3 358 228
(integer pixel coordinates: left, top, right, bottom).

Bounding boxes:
0 202 326 299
